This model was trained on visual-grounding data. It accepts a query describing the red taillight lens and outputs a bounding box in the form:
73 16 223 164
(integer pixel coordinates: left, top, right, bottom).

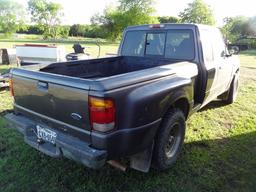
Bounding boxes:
9 78 14 96
89 96 116 132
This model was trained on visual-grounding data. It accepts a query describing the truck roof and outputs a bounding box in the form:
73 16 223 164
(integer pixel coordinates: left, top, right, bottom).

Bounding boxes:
125 23 217 31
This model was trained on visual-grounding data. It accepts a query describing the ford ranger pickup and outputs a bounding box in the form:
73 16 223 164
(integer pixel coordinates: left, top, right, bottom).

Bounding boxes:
5 24 240 172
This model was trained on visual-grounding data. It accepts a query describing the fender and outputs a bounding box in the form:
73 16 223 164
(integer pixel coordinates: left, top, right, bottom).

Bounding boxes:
124 75 194 128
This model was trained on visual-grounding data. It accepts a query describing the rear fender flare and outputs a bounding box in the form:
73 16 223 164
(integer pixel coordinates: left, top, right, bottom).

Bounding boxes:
160 88 192 120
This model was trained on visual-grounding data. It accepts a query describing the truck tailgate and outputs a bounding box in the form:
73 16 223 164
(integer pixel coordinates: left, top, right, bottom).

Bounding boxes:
11 68 91 133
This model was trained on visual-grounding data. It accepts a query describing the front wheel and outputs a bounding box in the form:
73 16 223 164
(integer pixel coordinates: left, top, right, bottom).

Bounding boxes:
152 109 186 171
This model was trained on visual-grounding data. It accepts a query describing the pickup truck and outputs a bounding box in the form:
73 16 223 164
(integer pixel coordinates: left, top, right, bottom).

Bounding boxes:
5 24 240 172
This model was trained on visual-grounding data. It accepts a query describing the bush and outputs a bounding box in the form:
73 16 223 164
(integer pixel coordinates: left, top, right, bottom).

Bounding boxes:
69 24 86 37
17 24 108 39
251 40 256 49
69 24 108 39
57 25 70 38
17 25 70 39
41 26 70 39
235 38 256 50
17 25 44 35
84 25 108 38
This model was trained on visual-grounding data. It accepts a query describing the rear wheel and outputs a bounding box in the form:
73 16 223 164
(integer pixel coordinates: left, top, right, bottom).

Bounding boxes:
152 109 185 171
223 74 239 104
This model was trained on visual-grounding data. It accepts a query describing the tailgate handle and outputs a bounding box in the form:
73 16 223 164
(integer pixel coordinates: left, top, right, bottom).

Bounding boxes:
37 81 48 91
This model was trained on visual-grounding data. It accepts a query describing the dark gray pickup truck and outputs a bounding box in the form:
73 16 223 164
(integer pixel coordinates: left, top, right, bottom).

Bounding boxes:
5 24 240 172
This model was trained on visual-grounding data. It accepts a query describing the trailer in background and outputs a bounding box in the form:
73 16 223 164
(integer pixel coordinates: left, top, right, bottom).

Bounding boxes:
16 44 66 66
1 44 67 89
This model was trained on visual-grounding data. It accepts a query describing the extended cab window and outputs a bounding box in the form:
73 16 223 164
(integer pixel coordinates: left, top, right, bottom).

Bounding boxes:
213 30 228 59
200 29 214 63
121 29 195 60
165 30 195 60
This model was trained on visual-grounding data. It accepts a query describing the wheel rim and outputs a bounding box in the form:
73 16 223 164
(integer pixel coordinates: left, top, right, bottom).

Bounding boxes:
165 123 181 159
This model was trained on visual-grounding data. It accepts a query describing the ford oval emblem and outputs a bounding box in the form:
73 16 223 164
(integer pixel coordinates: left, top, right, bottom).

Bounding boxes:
71 113 82 121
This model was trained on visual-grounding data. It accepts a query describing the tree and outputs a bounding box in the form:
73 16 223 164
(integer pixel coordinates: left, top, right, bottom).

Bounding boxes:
92 0 158 40
221 16 256 43
222 16 248 42
28 0 63 39
0 0 25 35
247 17 256 37
118 0 155 14
179 0 215 25
158 16 180 24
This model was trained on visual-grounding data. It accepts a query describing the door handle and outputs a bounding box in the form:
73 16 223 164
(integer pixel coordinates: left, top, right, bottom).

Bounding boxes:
37 81 48 91
219 66 222 70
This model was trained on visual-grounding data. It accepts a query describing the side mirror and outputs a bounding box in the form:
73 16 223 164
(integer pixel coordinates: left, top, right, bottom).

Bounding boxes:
221 50 226 57
230 46 240 55
229 49 235 55
221 50 231 58
228 45 240 55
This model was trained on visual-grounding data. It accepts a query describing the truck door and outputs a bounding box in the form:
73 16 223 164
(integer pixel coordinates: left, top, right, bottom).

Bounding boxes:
199 29 221 105
212 30 234 93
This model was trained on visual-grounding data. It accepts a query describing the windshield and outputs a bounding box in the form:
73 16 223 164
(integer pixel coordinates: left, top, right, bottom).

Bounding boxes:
121 29 195 60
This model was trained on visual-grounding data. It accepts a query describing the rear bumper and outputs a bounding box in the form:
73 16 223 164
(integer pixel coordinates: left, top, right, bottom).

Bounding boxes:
5 113 107 169
91 119 161 158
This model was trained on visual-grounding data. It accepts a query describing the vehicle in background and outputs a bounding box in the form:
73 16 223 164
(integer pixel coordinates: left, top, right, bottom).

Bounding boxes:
5 24 240 172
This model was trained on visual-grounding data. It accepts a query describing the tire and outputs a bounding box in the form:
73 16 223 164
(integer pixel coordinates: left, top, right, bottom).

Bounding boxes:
152 108 186 171
224 74 239 104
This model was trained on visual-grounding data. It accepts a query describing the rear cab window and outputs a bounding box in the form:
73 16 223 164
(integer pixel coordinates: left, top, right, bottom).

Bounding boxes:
121 29 195 60
145 33 166 55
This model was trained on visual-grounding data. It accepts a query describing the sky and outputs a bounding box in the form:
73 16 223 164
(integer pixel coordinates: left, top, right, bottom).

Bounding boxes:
19 0 256 26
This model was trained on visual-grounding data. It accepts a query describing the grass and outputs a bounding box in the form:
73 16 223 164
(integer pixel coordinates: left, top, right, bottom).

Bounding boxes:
0 45 256 191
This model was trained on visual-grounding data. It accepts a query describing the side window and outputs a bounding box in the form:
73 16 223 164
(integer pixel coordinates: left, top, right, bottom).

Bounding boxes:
165 30 195 60
213 30 227 59
200 29 214 66
145 33 166 56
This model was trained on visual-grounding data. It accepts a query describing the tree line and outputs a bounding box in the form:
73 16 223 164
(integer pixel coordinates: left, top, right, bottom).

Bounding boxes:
0 0 255 44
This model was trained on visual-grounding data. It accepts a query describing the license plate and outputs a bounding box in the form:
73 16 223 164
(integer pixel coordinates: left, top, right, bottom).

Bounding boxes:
36 125 57 144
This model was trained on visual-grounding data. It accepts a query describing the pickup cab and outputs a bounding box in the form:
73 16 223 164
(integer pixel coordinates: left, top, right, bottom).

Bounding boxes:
5 24 240 172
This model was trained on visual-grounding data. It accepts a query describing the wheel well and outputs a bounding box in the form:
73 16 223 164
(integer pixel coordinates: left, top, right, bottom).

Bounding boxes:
171 98 190 119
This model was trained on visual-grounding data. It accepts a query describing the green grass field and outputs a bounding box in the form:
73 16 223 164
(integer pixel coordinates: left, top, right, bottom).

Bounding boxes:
0 46 255 191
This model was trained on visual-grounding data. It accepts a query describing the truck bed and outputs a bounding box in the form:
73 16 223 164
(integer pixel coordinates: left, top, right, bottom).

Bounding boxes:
40 56 176 79
10 55 197 151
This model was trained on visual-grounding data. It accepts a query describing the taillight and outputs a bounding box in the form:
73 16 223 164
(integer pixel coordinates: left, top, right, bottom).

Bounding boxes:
9 78 14 96
89 96 116 132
